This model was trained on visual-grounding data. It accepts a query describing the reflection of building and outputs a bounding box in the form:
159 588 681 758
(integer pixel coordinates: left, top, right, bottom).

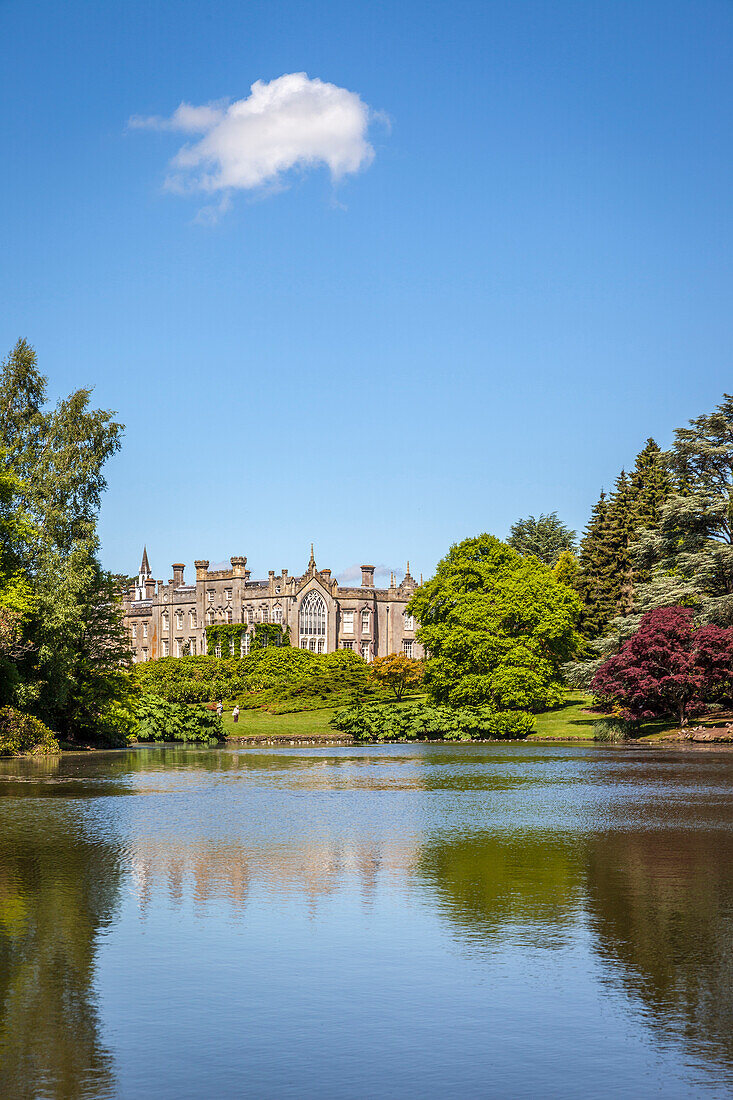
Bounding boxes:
123 547 424 663
129 837 421 914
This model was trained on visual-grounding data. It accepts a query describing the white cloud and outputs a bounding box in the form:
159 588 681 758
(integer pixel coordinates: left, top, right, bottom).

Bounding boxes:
131 73 376 209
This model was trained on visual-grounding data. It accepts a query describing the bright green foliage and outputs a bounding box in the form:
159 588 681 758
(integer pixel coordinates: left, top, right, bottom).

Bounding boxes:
407 534 581 710
331 701 535 741
0 340 128 736
507 512 576 566
131 647 376 712
0 707 59 756
134 694 225 742
553 550 579 588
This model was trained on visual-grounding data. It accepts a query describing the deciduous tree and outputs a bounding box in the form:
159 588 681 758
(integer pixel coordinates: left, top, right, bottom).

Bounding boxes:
591 606 733 727
369 652 424 700
408 534 581 710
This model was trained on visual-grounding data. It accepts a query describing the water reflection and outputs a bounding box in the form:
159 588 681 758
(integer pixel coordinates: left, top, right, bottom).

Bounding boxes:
0 803 122 1100
1 745 733 1097
587 828 733 1067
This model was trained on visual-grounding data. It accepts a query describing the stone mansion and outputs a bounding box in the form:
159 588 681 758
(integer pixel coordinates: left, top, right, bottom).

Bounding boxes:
123 547 424 663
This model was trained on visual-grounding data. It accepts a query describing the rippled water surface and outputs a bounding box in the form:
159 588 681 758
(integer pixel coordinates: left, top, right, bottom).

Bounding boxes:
1 743 733 1099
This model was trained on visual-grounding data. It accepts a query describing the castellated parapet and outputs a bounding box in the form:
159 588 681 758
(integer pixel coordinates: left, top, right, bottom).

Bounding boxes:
123 547 422 663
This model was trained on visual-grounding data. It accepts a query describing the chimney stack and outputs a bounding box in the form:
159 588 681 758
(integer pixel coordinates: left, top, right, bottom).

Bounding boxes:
361 565 375 588
172 563 185 586
145 577 156 599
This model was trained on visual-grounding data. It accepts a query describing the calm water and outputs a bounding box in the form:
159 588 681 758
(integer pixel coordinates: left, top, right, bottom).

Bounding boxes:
1 744 733 1099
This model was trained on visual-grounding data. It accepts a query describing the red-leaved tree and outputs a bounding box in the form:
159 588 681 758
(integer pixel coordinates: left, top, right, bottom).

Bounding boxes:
591 606 733 727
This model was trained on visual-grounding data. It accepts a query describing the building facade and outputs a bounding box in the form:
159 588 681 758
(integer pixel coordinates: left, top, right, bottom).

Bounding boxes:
123 547 424 663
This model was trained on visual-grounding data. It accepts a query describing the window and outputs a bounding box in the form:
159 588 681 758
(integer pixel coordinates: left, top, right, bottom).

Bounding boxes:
403 640 414 658
143 623 148 639
142 648 148 661
404 613 415 631
131 624 137 640
201 635 207 655
361 643 370 662
208 589 214 603
261 606 269 623
241 633 250 657
273 604 282 623
299 590 327 650
225 588 232 602
176 610 183 629
226 609 233 624
162 611 169 632
189 638 196 655
275 585 281 594
341 641 354 651
342 610 354 634
215 644 222 659
189 610 196 629
229 635 236 656
206 610 214 625
176 639 183 657
162 640 169 657
361 610 370 634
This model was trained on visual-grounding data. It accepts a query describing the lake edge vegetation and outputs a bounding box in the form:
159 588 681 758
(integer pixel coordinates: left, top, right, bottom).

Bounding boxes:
4 341 733 751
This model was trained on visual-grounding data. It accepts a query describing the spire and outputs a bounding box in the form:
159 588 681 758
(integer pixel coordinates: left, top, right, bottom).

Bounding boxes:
140 546 151 576
307 543 316 573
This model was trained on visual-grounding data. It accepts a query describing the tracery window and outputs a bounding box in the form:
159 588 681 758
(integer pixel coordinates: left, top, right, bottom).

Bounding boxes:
299 591 326 650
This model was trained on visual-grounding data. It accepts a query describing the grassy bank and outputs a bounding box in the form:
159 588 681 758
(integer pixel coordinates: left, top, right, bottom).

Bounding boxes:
221 693 600 742
527 695 597 740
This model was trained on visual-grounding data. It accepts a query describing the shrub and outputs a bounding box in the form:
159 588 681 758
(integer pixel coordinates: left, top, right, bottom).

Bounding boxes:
0 707 59 756
134 694 225 743
330 701 534 742
593 717 629 742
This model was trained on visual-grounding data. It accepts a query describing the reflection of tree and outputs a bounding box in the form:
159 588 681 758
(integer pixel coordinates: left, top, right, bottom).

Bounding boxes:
0 809 121 1100
586 830 733 1065
417 831 584 937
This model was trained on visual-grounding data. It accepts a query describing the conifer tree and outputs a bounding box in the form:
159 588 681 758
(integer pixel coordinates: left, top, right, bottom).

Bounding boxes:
629 438 672 531
575 491 618 637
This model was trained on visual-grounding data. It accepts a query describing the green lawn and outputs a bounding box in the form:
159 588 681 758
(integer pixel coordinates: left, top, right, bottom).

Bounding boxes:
221 705 343 739
221 693 600 742
527 695 598 740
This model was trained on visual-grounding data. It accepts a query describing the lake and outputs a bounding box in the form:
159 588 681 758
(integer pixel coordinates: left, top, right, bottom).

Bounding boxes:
1 743 732 1099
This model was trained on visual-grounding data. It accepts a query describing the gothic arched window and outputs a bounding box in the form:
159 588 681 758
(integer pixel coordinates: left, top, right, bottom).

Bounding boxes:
299 591 326 649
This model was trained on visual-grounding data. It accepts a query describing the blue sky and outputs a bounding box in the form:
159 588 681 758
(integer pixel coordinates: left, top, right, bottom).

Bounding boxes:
2 0 732 584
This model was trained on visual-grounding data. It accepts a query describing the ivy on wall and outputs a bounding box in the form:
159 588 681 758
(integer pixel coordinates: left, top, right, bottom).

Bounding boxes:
204 622 290 657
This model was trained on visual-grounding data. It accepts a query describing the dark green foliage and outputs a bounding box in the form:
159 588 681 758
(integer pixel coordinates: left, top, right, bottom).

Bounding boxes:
592 717 630 742
204 621 289 657
575 440 674 639
408 534 581 710
134 694 225 742
0 706 59 756
507 512 576 566
331 701 535 741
